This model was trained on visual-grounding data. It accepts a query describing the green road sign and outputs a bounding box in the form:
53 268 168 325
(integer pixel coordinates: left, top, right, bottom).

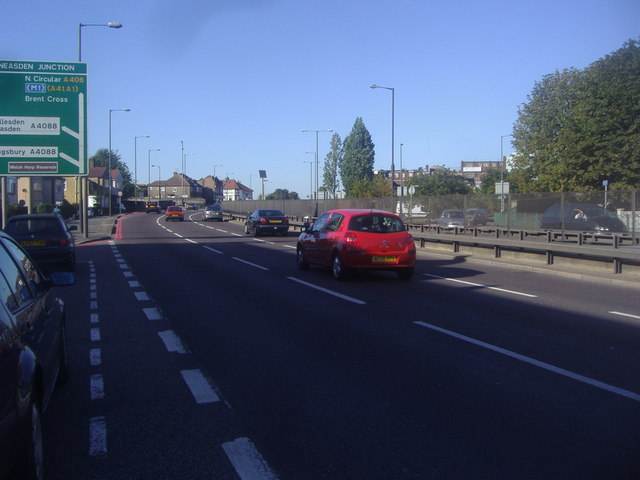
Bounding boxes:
0 60 87 176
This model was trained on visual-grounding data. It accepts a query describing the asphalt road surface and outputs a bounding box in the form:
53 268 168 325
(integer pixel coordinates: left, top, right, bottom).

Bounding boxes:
42 211 640 480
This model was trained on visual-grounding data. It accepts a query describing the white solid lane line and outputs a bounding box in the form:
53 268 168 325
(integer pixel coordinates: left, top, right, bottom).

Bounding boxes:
414 320 640 403
610 311 640 321
422 273 538 298
287 277 366 305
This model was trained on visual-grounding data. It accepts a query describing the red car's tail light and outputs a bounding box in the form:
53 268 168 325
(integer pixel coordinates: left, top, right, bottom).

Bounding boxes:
344 232 360 248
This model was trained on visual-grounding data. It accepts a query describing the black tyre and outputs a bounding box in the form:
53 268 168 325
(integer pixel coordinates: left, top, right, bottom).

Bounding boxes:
331 253 348 280
253 226 260 237
397 266 414 280
18 396 44 480
297 247 309 270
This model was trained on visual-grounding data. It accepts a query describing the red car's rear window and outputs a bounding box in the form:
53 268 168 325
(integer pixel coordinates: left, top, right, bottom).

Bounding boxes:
348 214 404 233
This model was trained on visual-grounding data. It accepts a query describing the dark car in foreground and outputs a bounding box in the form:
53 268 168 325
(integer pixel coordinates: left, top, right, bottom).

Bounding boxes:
4 214 76 272
202 204 224 222
540 203 626 233
297 209 416 280
0 231 75 480
244 209 289 236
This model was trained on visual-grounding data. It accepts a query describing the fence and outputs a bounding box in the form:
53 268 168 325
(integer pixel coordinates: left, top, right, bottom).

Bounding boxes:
223 189 638 235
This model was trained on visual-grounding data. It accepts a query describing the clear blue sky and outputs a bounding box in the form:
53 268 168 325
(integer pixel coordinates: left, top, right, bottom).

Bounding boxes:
3 0 638 198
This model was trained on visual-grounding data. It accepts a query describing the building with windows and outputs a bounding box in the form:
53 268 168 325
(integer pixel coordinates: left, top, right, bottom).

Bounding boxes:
222 179 253 201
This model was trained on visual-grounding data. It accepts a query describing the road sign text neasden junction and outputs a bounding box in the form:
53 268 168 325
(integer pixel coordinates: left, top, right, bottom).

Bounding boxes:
0 60 87 176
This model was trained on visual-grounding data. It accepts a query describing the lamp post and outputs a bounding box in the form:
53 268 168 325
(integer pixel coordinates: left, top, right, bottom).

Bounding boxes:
151 164 162 199
182 152 195 205
500 134 512 212
134 135 149 201
148 149 160 201
78 22 122 61
78 21 122 236
370 84 395 198
108 108 130 216
301 129 333 200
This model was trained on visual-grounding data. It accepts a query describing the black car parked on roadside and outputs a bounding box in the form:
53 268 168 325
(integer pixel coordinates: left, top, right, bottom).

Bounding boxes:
4 214 76 272
0 230 75 480
244 209 290 236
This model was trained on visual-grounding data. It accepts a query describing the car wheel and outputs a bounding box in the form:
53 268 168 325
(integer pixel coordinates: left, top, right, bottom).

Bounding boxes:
397 267 414 280
19 396 44 480
297 246 309 270
253 226 260 237
244 224 250 234
331 253 348 280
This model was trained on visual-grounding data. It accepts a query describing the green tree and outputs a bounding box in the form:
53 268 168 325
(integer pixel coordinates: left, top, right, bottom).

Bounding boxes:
407 171 471 196
266 189 299 200
478 169 517 194
512 39 640 191
322 133 343 198
348 175 392 198
340 118 375 197
90 148 135 198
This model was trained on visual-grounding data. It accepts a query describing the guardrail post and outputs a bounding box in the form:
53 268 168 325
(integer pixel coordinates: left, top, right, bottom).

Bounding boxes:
614 235 620 249
546 250 553 265
614 258 622 274
494 245 501 258
578 233 583 246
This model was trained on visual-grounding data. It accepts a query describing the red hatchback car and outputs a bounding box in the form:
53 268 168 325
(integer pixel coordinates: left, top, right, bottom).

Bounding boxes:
296 209 416 280
165 206 184 221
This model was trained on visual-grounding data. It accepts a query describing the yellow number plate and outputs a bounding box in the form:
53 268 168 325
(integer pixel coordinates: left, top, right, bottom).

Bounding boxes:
372 255 398 263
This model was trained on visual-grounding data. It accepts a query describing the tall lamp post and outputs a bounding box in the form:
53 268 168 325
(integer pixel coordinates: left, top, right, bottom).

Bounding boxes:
78 21 122 236
134 135 149 201
301 129 333 200
500 134 512 212
108 108 130 216
370 84 395 198
148 149 160 201
151 164 162 200
182 152 195 205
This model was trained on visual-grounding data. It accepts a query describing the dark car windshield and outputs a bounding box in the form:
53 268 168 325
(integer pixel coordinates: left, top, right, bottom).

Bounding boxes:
5 218 62 236
348 214 404 233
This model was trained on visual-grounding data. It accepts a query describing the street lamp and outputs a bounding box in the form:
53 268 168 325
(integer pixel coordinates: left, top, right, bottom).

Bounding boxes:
134 135 149 200
108 108 130 216
182 152 195 205
78 22 122 61
500 134 512 212
77 21 122 236
370 84 395 197
301 129 333 200
151 164 162 199
148 149 160 201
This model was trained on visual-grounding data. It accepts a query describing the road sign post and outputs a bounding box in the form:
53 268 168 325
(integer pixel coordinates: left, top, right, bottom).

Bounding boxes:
0 60 88 176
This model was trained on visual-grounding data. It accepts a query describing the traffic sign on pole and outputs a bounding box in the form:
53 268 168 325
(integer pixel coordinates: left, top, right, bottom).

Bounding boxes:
0 60 88 175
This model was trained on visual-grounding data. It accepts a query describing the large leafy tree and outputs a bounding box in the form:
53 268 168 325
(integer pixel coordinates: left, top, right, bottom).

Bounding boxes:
90 148 135 198
322 133 343 198
340 118 375 197
511 39 640 192
406 171 471 196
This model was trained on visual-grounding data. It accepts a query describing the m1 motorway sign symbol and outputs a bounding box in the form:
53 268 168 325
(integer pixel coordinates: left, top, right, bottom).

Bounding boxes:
0 60 87 175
